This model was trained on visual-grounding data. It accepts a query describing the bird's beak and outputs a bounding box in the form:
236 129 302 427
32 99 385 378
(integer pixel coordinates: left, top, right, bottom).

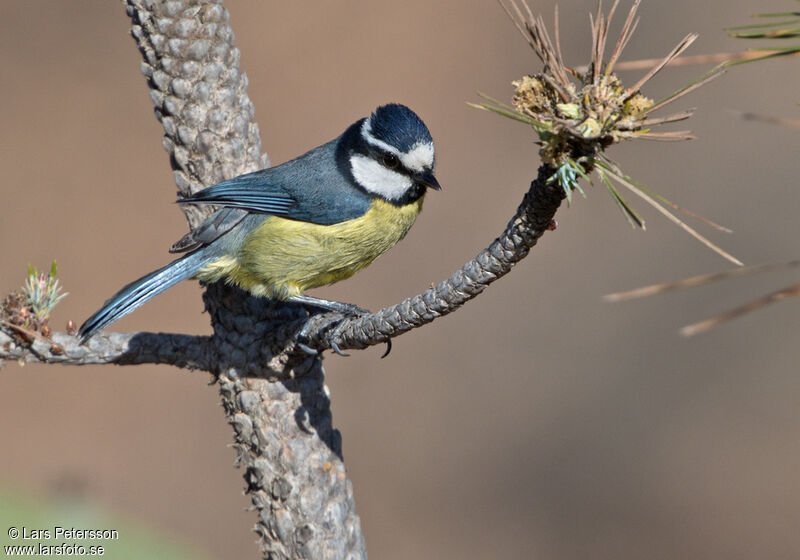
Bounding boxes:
417 169 442 191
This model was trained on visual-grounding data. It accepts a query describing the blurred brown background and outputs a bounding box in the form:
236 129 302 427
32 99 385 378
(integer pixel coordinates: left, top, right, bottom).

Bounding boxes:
2 1 799 558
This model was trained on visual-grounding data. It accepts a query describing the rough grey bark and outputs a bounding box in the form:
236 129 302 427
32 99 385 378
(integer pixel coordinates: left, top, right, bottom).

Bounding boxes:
130 0 267 226
0 0 565 558
0 329 215 368
126 1 366 558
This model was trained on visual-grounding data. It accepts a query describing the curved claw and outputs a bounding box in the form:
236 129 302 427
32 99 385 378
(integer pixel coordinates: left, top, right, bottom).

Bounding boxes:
330 341 351 357
296 342 319 356
380 338 392 359
295 320 320 356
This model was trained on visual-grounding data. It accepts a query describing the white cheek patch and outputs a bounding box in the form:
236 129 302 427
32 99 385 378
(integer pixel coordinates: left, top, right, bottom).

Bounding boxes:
350 154 413 201
399 141 434 173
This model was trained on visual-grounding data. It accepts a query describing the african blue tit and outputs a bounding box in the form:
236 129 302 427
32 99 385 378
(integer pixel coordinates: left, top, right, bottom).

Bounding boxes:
78 104 441 342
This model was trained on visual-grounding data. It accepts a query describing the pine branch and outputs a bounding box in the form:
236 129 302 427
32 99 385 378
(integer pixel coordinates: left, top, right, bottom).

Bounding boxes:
0 328 215 368
299 165 563 354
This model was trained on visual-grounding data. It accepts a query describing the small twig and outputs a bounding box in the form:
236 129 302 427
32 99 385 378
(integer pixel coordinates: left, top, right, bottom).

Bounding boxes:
681 282 800 336
604 260 800 301
1 320 49 343
609 49 797 71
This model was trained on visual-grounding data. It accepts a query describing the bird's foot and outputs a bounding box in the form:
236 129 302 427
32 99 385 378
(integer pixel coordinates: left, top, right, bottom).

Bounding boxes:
290 295 390 357
295 312 356 357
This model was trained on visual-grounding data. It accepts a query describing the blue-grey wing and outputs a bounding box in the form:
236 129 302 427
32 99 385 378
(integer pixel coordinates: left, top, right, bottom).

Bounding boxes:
177 135 371 230
177 171 296 215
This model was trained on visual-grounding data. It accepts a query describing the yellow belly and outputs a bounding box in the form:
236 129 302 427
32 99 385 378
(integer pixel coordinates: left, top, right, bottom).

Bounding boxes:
196 197 424 299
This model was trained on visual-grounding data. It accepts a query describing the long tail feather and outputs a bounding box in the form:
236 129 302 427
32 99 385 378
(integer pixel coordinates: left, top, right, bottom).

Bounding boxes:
78 249 218 342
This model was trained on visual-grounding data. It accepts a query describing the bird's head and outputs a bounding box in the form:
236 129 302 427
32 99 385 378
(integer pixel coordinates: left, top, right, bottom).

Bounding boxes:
347 103 441 204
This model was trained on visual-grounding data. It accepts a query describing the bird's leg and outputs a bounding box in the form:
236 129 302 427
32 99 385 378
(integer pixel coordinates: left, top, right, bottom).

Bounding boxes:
288 294 370 316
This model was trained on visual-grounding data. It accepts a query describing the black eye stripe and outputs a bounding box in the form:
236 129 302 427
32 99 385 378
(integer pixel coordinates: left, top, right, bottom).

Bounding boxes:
367 145 410 175
352 127 414 176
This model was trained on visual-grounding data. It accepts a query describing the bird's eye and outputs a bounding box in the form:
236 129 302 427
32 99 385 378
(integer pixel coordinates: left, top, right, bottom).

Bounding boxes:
382 153 399 169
